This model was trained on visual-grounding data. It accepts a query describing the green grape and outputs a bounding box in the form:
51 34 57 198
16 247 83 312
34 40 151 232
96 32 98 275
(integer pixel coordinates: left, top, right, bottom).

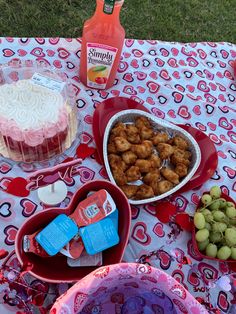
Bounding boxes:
225 228 236 245
202 210 214 223
226 206 236 219
217 246 231 260
227 201 235 208
213 210 225 222
195 229 209 242
202 209 211 216
220 238 227 247
224 218 230 227
206 215 214 223
209 200 221 211
210 186 221 199
219 198 227 209
230 219 236 226
194 212 206 229
205 222 211 231
201 194 212 206
206 243 218 257
197 239 209 251
212 222 227 233
209 232 222 243
231 247 236 260
225 238 234 248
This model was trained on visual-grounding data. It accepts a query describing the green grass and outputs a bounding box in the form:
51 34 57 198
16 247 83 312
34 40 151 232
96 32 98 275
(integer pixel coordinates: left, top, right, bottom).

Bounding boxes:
0 0 235 43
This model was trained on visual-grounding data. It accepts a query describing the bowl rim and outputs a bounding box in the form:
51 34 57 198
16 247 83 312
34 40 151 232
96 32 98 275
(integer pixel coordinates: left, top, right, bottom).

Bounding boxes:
51 262 208 313
103 109 202 205
15 179 131 283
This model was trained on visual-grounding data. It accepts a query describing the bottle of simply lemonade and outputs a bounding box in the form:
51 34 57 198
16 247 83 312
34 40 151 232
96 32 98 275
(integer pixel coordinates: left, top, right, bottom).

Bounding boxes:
79 0 125 90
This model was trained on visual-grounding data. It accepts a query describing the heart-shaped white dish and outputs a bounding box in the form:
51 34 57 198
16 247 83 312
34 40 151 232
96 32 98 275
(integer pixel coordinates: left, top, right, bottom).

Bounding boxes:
103 109 201 205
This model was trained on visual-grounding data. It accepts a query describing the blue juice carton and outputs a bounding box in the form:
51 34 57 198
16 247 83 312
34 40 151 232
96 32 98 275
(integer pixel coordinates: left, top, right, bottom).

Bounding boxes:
79 217 119 255
35 214 78 256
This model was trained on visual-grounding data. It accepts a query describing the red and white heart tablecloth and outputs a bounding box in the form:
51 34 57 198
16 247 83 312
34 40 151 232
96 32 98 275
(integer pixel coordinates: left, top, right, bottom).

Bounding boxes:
0 37 236 314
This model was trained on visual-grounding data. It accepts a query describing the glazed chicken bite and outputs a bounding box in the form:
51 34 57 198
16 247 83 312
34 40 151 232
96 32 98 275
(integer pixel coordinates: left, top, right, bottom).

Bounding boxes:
156 143 175 159
126 166 142 182
183 150 192 160
122 151 137 165
108 133 117 143
120 184 139 199
108 154 127 171
160 167 179 185
135 116 152 129
126 124 139 135
107 142 117 154
135 159 153 173
126 124 141 144
111 122 127 138
140 126 153 140
114 137 131 152
149 153 162 168
135 184 154 199
171 148 191 166
156 180 174 194
131 140 153 159
112 168 127 186
172 136 189 150
151 132 169 145
143 169 161 185
175 164 188 178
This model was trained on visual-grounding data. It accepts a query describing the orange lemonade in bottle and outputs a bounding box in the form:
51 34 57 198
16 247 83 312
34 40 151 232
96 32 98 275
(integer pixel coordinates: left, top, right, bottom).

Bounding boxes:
79 0 125 90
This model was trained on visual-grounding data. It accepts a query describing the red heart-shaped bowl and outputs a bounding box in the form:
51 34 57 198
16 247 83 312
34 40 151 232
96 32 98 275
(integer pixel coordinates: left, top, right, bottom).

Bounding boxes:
15 180 131 283
192 191 236 263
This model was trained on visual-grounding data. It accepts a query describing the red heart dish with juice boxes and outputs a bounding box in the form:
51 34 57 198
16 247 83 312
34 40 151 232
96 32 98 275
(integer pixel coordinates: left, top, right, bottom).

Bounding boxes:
15 180 131 283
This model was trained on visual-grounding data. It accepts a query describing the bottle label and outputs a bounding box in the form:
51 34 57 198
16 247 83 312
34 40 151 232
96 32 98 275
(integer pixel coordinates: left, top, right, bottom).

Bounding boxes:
86 43 117 89
103 0 115 14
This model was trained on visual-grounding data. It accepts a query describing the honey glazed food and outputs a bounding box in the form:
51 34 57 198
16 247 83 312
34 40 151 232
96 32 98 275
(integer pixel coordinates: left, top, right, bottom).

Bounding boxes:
107 116 192 200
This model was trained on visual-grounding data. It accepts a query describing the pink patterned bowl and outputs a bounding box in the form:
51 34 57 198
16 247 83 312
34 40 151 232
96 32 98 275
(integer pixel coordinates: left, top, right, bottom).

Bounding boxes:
50 263 208 314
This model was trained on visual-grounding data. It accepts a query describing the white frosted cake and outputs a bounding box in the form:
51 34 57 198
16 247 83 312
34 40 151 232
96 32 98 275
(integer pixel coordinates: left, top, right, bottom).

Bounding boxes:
0 79 69 161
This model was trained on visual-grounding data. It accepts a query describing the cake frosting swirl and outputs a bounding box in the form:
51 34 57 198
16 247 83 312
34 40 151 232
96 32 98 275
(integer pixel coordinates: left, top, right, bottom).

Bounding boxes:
0 79 68 147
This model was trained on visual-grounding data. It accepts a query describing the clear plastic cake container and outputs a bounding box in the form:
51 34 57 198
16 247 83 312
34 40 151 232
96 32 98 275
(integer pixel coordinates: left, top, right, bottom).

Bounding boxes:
0 60 78 163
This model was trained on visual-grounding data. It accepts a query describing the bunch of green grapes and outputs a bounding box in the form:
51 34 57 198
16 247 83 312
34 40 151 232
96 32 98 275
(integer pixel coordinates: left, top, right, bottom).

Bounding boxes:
193 186 236 260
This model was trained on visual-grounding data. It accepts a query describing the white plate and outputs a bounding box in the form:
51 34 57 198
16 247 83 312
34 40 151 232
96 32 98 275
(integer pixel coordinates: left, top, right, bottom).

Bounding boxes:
103 109 201 205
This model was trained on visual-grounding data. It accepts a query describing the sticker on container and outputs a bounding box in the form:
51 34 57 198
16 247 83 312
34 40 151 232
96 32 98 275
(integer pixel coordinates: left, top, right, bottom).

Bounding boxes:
70 189 116 227
67 251 103 267
35 214 79 256
31 72 65 92
60 234 84 259
79 217 119 255
86 43 117 89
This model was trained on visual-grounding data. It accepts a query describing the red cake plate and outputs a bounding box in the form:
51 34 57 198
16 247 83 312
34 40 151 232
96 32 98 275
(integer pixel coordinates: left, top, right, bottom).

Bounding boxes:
92 96 218 193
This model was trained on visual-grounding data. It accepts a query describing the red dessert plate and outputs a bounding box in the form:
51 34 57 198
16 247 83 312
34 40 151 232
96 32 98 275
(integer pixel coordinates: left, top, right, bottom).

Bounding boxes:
176 124 218 193
92 96 218 192
15 180 131 283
